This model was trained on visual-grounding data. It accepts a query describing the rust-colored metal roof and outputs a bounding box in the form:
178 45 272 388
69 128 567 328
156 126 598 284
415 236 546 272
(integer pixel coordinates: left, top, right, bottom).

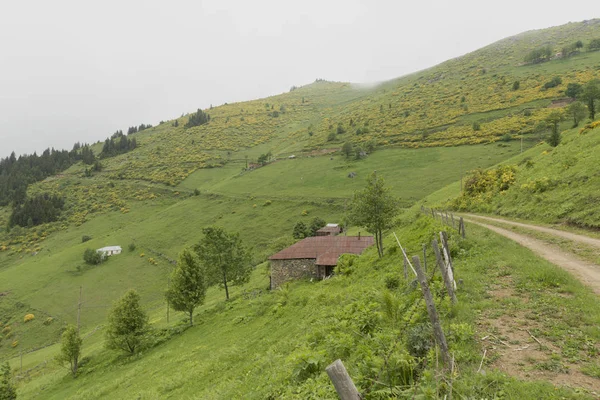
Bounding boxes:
269 236 374 266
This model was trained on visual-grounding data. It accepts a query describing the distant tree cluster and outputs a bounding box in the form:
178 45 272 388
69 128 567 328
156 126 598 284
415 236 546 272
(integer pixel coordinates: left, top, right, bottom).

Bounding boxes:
292 217 326 239
185 109 210 128
9 193 65 228
561 40 584 58
99 132 137 158
126 124 152 135
257 151 272 165
524 45 553 64
83 248 102 265
0 145 94 206
589 38 600 52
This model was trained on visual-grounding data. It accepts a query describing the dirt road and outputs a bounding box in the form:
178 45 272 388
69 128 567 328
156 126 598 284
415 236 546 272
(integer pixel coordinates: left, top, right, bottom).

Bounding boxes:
463 214 600 249
463 216 600 295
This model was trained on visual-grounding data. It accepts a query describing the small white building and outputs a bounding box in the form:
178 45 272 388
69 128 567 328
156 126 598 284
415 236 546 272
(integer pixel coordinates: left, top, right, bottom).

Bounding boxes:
96 246 122 257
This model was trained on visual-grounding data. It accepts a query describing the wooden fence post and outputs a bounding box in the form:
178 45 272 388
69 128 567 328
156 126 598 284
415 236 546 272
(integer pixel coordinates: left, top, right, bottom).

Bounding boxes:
451 213 455 229
432 239 457 304
326 359 361 400
412 256 451 367
459 217 466 239
440 232 454 270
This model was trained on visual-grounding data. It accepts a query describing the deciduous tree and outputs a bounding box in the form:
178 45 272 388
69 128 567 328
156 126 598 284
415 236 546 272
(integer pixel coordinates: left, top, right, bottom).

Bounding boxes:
581 80 600 120
166 249 206 326
349 172 398 258
566 101 587 127
105 290 148 354
56 325 82 377
195 227 252 301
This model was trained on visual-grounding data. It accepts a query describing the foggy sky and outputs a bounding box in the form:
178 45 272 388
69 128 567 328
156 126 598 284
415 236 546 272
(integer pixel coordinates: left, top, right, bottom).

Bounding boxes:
0 0 596 158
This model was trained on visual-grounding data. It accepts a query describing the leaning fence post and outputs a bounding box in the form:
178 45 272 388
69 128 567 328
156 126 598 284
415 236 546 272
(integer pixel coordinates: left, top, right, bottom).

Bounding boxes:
413 256 451 367
432 239 457 304
459 217 466 239
326 359 361 400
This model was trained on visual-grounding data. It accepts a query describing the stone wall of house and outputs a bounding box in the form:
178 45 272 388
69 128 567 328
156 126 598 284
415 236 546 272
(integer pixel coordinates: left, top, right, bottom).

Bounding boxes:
270 258 318 289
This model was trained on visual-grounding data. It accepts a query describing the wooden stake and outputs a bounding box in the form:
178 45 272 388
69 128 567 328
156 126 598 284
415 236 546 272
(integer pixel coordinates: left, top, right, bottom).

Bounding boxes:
326 359 361 400
432 239 457 304
459 217 466 239
422 243 427 272
451 214 455 229
393 232 417 277
413 256 451 367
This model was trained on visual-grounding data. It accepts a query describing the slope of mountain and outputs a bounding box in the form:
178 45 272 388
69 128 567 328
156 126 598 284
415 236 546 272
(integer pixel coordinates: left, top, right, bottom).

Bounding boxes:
1 18 600 399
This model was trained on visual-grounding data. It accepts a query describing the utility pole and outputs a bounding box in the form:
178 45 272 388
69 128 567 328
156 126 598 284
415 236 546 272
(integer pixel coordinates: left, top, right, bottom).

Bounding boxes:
167 277 170 323
521 135 523 153
77 286 82 333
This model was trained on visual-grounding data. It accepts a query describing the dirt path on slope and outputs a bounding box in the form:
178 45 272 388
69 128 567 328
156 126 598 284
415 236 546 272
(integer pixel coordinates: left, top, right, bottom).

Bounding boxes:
464 218 600 295
463 214 600 249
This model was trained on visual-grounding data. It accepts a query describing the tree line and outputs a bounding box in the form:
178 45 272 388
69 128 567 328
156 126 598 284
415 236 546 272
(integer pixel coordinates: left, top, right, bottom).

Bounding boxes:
99 132 137 158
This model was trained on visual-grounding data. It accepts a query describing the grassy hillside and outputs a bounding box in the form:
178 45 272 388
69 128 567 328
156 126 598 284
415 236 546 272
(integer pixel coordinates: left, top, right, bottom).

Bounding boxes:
450 122 600 229
11 215 600 399
1 18 600 399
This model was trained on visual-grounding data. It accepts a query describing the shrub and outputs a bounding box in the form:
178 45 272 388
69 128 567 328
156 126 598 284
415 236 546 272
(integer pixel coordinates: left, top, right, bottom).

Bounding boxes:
543 76 562 89
501 133 512 142
128 243 136 252
11 341 18 348
384 274 400 290
1 326 10 335
472 122 481 131
263 200 272 206
327 131 336 141
44 317 54 326
83 248 101 265
24 314 35 323
81 235 92 243
512 81 520 91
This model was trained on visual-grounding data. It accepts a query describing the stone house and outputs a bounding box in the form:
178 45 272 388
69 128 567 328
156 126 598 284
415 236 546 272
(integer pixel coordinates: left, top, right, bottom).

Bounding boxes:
269 235 374 289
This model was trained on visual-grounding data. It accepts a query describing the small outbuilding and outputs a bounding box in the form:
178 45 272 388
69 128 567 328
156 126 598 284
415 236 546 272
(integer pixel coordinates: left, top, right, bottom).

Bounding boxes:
269 235 373 289
96 246 122 257
316 223 342 236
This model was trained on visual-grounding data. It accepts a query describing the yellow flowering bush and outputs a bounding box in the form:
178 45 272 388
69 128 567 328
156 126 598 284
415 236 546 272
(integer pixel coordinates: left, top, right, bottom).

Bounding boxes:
24 313 35 323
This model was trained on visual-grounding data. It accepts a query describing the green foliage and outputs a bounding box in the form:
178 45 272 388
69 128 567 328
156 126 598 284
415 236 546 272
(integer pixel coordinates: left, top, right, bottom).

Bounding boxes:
349 172 399 257
472 121 481 131
565 82 583 98
581 80 600 120
512 80 520 91
336 123 346 135
341 142 353 158
105 289 149 354
524 45 553 63
566 101 587 127
166 249 207 326
185 109 210 128
100 133 137 159
384 274 400 290
81 235 92 243
9 193 64 228
542 76 562 90
588 38 600 51
83 248 102 265
55 325 82 377
0 362 16 400
545 110 564 147
292 221 308 239
327 131 336 142
194 227 252 300
308 217 326 237
128 242 136 252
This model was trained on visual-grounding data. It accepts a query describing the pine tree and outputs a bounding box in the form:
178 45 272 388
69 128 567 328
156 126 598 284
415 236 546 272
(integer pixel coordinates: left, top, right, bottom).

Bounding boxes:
0 362 16 400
